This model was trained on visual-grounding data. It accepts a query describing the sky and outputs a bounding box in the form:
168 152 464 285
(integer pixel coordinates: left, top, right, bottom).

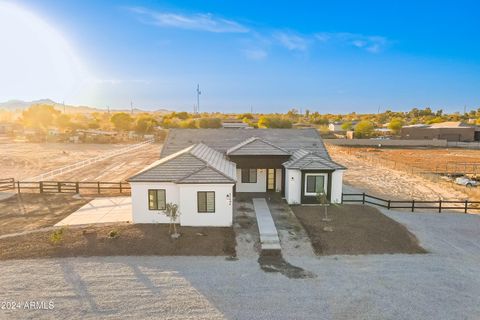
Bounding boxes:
1 0 480 113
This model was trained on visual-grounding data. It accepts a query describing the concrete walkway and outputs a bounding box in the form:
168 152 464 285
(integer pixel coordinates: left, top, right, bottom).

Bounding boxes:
55 197 132 226
252 198 281 251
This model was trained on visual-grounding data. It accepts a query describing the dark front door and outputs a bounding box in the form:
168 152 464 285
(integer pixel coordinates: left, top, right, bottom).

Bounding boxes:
267 169 275 191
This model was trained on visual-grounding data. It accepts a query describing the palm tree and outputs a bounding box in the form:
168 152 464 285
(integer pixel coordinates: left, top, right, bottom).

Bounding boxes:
316 191 331 222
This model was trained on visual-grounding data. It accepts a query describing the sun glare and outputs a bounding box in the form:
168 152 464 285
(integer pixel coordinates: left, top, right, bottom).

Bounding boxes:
0 2 91 102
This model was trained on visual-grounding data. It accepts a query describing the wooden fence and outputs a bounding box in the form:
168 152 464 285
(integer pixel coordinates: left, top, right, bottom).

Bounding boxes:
0 178 15 192
10 180 131 195
342 193 480 214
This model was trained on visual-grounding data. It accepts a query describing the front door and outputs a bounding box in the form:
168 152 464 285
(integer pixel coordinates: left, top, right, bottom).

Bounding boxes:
267 169 275 191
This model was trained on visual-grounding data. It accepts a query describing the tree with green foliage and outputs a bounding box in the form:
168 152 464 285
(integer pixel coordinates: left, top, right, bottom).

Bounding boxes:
198 118 222 128
341 122 352 131
354 120 374 138
258 116 292 128
388 118 404 134
135 115 158 134
21 104 60 131
110 112 133 131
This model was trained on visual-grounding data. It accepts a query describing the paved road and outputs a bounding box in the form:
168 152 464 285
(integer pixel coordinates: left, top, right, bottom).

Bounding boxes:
1 210 480 319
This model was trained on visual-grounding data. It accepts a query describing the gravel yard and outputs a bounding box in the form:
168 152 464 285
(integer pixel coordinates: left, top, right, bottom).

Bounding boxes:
0 209 479 319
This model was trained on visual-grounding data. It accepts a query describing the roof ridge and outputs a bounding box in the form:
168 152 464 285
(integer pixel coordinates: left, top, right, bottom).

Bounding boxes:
175 164 236 183
226 136 290 155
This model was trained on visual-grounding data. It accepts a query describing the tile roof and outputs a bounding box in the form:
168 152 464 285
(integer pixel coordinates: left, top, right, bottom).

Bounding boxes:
283 149 346 170
161 128 331 159
128 143 236 183
226 137 290 156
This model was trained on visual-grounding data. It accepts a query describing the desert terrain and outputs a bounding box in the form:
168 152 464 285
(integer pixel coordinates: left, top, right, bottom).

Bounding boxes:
327 145 480 202
0 141 162 181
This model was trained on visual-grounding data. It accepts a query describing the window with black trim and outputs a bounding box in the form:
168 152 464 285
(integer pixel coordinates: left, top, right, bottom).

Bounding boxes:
148 189 166 210
197 191 215 213
305 174 325 195
241 168 257 183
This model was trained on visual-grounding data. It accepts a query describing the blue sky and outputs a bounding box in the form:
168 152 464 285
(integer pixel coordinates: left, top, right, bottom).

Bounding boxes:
2 0 480 113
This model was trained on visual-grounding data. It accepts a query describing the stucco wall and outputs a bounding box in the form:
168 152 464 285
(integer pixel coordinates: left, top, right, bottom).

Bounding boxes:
331 170 344 203
285 169 301 204
131 182 178 224
131 182 233 226
235 168 267 192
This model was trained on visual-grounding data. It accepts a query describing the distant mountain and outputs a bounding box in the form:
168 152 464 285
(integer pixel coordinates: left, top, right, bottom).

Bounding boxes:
0 99 170 114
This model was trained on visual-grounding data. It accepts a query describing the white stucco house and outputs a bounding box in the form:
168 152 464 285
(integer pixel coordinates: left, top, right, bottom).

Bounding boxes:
128 128 346 226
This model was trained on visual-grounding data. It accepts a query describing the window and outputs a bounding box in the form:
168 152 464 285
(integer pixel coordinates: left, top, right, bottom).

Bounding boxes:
241 169 257 183
305 174 326 196
148 189 166 210
198 191 215 213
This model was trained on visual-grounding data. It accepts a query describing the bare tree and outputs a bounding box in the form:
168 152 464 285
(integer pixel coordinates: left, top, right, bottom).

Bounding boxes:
164 203 181 238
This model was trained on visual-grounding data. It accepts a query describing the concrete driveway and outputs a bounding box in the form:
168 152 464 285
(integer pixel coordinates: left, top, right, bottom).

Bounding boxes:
55 197 132 226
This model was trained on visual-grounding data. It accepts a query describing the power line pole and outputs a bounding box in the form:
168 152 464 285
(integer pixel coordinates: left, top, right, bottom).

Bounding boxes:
196 84 201 114
63 101 65 114
130 101 133 115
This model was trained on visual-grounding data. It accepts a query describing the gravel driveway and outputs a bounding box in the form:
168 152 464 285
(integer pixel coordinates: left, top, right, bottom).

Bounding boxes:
1 210 480 319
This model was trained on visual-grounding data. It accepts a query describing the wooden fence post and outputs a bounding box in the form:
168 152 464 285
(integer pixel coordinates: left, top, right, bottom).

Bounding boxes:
17 181 20 194
97 181 101 194
465 200 468 214
57 182 61 193
119 182 123 193
362 193 366 204
438 199 442 213
387 200 391 210
76 182 80 194
411 200 415 212
39 181 43 193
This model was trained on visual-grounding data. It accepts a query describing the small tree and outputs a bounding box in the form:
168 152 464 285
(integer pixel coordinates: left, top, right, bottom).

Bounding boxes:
316 191 331 222
164 203 181 238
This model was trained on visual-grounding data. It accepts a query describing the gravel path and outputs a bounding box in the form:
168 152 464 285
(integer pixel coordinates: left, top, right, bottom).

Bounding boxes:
1 208 480 319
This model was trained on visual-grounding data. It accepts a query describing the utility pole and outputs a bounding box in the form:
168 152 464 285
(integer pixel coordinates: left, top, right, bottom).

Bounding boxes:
130 101 133 115
196 84 201 114
63 101 65 114
107 105 110 115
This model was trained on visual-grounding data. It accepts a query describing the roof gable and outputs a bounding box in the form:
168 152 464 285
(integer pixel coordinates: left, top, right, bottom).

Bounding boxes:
227 137 290 156
283 149 345 170
176 166 235 184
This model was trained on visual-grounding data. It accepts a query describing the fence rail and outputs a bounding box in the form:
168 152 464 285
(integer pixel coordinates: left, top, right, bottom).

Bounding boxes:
28 139 154 181
0 178 15 192
342 193 480 214
14 181 131 195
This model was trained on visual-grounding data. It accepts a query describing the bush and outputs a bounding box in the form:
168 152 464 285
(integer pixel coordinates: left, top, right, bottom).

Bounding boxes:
107 230 119 239
50 228 65 245
198 118 222 128
258 116 292 128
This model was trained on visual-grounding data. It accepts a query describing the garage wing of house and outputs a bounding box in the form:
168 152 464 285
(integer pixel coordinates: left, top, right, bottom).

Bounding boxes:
128 129 346 226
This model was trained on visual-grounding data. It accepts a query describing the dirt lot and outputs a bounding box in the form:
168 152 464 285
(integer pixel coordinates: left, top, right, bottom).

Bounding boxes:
327 145 480 201
292 204 426 255
0 224 236 260
0 194 90 235
0 141 162 181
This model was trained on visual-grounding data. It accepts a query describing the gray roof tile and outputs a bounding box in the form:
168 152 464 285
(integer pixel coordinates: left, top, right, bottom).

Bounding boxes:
283 149 346 170
227 137 290 156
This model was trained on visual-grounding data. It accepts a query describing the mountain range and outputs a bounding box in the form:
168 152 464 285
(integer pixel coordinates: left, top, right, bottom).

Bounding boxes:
0 99 170 114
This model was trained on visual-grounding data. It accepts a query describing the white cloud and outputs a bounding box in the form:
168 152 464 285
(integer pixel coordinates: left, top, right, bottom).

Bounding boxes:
315 32 389 53
243 48 268 61
273 32 310 51
128 7 249 33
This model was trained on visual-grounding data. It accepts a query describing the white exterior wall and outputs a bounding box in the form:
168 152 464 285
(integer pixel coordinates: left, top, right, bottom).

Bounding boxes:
285 169 301 204
178 184 233 227
330 170 344 204
131 182 178 223
235 168 266 192
130 182 233 226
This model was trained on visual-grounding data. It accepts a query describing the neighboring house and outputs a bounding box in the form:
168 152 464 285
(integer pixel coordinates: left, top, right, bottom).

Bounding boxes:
328 121 358 132
222 121 250 129
128 129 346 226
401 122 476 142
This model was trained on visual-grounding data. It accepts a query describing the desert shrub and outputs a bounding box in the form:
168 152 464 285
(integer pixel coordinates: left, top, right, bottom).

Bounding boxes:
50 228 65 245
198 118 222 128
107 230 119 239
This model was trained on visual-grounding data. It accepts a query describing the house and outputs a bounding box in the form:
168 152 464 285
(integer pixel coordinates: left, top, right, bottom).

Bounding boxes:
328 121 358 132
128 129 346 226
222 121 250 129
401 122 475 142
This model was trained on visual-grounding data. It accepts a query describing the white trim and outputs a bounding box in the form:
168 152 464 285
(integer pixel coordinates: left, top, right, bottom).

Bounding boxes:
304 173 328 196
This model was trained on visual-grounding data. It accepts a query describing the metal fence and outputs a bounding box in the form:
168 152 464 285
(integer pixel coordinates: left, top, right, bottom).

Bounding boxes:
342 193 480 214
28 139 154 181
